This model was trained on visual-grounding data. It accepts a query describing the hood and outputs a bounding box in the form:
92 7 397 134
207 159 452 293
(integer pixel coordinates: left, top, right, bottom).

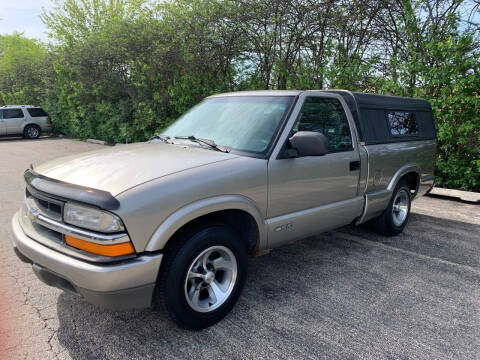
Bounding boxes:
34 142 238 196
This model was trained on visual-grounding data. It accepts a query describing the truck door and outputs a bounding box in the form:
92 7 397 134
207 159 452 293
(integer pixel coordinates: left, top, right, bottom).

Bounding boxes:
3 108 25 135
0 110 5 135
267 93 363 247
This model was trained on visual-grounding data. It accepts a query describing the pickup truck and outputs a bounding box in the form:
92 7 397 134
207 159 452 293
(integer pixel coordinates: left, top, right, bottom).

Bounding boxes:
11 90 436 329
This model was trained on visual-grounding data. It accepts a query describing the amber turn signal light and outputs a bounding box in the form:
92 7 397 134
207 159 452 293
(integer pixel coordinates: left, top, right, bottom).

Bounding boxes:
65 235 135 257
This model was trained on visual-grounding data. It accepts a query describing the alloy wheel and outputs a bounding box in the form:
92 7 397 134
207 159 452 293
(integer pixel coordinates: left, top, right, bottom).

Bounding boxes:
27 127 39 138
184 246 237 313
392 189 410 227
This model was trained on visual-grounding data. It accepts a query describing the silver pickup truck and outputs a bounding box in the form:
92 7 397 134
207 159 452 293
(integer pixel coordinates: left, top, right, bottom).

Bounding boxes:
11 90 436 329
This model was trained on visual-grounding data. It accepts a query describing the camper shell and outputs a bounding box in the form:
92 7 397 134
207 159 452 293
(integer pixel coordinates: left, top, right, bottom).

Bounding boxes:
326 90 436 145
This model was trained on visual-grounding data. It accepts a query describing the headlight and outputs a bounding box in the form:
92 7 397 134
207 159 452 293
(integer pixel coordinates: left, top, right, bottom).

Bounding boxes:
63 203 125 233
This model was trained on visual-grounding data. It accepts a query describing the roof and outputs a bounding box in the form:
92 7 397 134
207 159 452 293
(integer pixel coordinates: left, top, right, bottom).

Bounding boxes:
333 90 431 112
207 90 430 110
208 90 302 98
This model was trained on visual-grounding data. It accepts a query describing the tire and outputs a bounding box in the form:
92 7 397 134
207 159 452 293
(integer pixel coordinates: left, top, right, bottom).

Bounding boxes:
371 179 411 236
156 224 248 330
24 125 41 139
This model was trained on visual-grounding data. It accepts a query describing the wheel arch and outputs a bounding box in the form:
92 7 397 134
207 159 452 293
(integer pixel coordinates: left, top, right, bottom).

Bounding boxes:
358 165 421 225
145 195 266 255
387 164 420 195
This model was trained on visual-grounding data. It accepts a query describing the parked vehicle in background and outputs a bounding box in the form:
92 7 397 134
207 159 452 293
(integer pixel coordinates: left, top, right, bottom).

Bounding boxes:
0 105 51 139
11 90 436 330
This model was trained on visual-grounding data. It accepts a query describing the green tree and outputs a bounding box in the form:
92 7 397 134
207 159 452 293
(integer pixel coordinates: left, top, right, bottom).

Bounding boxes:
0 33 51 105
373 1 480 190
41 0 242 143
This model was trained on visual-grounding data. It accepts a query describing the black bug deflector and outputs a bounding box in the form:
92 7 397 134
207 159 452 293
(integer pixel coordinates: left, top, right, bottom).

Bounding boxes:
24 169 120 210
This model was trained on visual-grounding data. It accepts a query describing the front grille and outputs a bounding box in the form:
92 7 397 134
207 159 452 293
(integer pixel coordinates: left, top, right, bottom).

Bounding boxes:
36 197 62 217
26 189 64 222
32 220 64 242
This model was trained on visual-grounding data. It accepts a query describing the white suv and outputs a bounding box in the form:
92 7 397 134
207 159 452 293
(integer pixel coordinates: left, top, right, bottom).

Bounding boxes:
0 105 51 139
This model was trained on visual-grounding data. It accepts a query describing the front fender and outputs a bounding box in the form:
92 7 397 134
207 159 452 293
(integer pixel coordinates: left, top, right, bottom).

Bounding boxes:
144 195 267 252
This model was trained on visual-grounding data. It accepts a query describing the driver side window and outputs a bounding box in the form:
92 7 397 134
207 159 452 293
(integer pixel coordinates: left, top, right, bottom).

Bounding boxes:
293 97 353 152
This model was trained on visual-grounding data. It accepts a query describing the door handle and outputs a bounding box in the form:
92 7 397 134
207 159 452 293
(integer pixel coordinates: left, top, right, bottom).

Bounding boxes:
349 161 360 171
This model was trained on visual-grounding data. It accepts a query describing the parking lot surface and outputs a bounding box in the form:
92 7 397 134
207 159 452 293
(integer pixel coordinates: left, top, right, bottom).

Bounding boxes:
1 138 479 360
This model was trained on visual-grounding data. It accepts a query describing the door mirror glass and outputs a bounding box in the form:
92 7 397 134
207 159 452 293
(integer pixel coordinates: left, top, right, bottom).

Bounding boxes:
288 131 328 157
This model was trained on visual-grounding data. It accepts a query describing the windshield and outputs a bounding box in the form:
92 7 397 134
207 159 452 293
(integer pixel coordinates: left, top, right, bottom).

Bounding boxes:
162 96 294 154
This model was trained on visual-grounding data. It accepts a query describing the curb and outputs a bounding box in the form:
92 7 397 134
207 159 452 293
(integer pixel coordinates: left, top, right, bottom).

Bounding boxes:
86 139 107 145
428 187 480 204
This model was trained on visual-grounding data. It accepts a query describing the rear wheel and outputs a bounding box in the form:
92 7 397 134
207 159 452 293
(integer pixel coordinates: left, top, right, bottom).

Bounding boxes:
156 224 248 330
371 179 411 236
24 125 41 139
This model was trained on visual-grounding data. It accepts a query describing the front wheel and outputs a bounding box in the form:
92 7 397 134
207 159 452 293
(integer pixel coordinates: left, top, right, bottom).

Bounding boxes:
156 224 248 330
371 179 411 236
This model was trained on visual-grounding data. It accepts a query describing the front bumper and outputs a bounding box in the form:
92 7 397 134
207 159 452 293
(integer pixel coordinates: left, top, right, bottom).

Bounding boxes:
11 211 163 310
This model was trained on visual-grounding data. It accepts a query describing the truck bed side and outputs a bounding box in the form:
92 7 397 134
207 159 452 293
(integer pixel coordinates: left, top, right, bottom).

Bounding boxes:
358 139 436 223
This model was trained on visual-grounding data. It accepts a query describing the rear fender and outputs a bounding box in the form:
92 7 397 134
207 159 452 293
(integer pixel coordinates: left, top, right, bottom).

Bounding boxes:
357 164 420 224
387 164 420 191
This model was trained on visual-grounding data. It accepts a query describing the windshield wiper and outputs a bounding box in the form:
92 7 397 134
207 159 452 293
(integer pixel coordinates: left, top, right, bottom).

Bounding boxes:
174 135 230 153
149 133 174 144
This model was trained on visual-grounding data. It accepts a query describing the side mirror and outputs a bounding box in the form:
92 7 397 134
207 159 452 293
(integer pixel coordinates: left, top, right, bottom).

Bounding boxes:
288 131 328 157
